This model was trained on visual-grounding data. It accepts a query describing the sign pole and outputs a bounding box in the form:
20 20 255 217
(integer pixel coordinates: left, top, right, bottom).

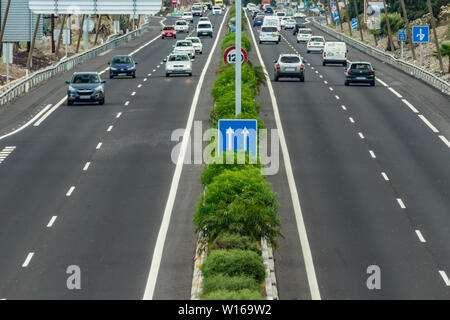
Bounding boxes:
235 0 241 116
419 43 423 67
6 62 9 84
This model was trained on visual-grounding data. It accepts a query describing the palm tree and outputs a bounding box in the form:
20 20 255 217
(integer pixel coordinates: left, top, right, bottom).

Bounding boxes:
433 42 450 74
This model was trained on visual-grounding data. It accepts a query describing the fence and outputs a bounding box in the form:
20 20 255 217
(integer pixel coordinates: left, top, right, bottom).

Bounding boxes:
312 20 450 96
0 22 152 106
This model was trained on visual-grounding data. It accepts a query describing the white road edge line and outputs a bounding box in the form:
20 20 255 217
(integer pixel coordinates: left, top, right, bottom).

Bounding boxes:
142 9 229 300
401 99 419 113
396 198 406 209
418 115 439 133
439 271 450 286
246 11 321 300
33 97 67 127
66 186 75 197
0 104 52 140
438 135 450 148
388 87 402 98
415 230 426 243
22 252 34 267
47 216 57 228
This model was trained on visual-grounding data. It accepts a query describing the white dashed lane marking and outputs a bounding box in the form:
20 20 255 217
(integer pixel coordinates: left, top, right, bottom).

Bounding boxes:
418 115 439 133
381 172 390 181
415 230 426 243
83 162 91 171
439 271 450 286
22 252 34 267
396 198 406 209
96 142 102 150
401 99 419 113
439 135 450 148
66 186 75 197
369 150 376 158
47 216 57 228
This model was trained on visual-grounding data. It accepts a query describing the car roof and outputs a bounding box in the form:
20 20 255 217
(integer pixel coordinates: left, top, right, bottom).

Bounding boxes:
279 53 301 58
351 61 372 64
73 72 99 75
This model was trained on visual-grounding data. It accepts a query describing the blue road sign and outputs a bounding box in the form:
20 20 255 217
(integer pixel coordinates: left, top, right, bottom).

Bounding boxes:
398 29 406 41
333 11 339 22
412 26 429 43
218 119 258 157
351 18 358 30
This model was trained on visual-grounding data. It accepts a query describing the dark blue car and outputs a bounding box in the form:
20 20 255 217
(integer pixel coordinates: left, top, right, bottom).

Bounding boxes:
265 7 273 14
66 72 106 105
253 16 264 27
108 55 138 79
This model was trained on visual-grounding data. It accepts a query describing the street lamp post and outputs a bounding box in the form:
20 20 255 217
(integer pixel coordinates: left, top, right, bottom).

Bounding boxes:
235 0 241 116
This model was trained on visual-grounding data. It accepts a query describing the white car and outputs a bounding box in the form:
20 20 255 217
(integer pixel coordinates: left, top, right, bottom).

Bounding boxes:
175 20 189 33
323 42 348 66
164 54 192 77
197 22 213 38
173 40 196 59
182 12 194 23
294 12 306 18
306 36 325 53
263 16 281 30
296 28 312 43
212 6 222 15
275 11 286 18
283 18 296 29
186 36 203 54
259 26 280 44
192 5 203 16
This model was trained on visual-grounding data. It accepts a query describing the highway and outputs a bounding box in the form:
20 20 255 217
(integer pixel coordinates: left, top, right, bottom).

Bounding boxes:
0 11 227 299
247 14 450 299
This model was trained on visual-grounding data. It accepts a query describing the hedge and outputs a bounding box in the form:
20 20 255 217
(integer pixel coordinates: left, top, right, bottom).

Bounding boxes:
200 274 260 297
210 232 261 254
202 289 264 300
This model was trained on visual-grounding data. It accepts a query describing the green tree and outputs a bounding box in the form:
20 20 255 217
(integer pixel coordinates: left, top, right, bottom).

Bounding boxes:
380 13 405 36
432 42 450 73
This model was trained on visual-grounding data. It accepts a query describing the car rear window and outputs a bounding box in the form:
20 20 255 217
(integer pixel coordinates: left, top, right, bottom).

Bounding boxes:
176 21 187 25
163 26 174 30
262 27 277 32
310 37 323 42
177 41 192 47
198 23 211 28
188 38 200 43
300 29 311 34
351 63 371 70
280 56 300 63
168 55 189 62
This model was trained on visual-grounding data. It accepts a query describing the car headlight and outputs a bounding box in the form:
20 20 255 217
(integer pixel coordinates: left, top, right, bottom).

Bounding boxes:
68 85 76 92
94 86 103 92
110 67 117 71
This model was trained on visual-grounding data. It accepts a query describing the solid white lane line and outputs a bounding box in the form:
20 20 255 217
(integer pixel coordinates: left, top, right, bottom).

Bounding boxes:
124 101 130 106
247 12 321 300
369 150 376 158
396 198 406 209
335 95 340 100
439 135 450 148
22 252 34 267
83 162 91 171
401 99 419 113
47 216 57 228
341 105 347 110
142 9 229 301
0 104 51 140
439 271 450 286
376 78 388 87
116 112 122 118
96 142 102 150
358 132 365 139
107 125 113 132
388 87 402 98
131 91 136 96
33 97 67 127
381 172 390 181
418 115 439 133
66 186 75 197
415 230 426 243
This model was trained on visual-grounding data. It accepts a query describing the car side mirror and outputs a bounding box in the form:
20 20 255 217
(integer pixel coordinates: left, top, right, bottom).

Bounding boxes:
65 80 70 84
101 80 106 84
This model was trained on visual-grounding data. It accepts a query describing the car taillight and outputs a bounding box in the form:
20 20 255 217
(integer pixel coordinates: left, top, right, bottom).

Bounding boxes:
369 70 375 75
347 69 352 74
300 64 304 71
310 31 312 34
323 42 325 46
323 52 327 57
344 52 347 58
276 63 280 70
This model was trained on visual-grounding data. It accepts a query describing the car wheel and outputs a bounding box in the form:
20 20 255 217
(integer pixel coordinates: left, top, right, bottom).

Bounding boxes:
67 99 73 106
99 98 105 105
274 75 279 82
109 74 113 79
166 73 170 77
297 40 299 43
132 74 136 78
276 41 279 44
307 50 310 54
259 41 262 44
343 62 347 67
300 76 305 82
370 81 375 87
322 61 326 66
345 81 349 86
189 73 192 77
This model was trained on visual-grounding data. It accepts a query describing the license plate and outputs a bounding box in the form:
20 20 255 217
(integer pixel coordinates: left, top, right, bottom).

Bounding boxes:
356 77 366 80
285 68 296 71
80 95 91 99
119 73 127 76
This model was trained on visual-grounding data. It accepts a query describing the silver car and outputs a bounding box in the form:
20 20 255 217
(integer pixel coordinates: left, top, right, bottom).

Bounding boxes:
173 40 196 59
273 54 305 82
186 37 203 54
164 54 192 77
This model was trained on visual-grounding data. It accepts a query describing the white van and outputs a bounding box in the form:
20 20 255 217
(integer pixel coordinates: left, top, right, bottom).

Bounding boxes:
263 16 281 30
322 42 348 66
259 26 280 44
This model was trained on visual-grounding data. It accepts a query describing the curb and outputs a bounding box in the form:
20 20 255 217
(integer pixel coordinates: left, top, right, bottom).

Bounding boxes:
261 238 279 300
190 235 207 300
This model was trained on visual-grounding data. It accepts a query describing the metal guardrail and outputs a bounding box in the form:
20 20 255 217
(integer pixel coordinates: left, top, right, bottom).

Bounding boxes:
0 22 152 106
311 19 450 96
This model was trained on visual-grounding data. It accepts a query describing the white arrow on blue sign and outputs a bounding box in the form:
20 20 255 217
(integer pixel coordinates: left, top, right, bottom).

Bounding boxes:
412 26 429 43
218 119 258 157
398 29 406 41
351 18 358 30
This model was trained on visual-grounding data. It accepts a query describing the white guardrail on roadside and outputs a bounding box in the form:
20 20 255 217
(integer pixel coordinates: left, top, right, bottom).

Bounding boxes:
0 22 152 106
311 19 450 96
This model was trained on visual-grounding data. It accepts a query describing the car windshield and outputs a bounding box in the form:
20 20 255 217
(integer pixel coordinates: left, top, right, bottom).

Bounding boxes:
198 24 211 28
277 13 285 16
193 6 201 10
163 26 174 31
168 55 189 62
176 21 186 25
262 27 277 32
188 38 200 43
351 63 371 70
112 56 133 64
280 56 300 63
72 74 100 84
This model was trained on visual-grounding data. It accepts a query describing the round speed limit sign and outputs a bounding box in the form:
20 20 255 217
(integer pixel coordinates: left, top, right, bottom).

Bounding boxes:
224 46 248 64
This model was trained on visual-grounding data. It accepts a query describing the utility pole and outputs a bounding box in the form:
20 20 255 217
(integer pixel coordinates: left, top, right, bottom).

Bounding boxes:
382 0 395 51
26 14 41 71
0 0 12 47
427 0 444 74
55 15 67 59
353 0 363 41
400 0 415 61
235 0 241 116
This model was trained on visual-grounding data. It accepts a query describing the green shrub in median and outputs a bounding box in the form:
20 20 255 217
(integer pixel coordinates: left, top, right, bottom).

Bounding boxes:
210 232 261 255
202 288 264 300
201 249 266 282
193 167 281 247
221 32 252 54
200 274 260 297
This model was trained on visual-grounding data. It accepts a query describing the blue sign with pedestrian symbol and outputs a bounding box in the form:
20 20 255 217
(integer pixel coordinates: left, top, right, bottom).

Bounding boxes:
351 18 358 30
412 26 429 43
218 119 258 157
398 29 406 41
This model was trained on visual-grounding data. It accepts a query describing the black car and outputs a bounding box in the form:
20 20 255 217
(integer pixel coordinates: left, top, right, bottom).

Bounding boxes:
108 55 138 79
66 72 106 105
293 23 307 35
345 62 376 86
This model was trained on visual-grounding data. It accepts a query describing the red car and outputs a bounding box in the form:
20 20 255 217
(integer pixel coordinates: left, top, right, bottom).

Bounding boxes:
161 26 176 39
